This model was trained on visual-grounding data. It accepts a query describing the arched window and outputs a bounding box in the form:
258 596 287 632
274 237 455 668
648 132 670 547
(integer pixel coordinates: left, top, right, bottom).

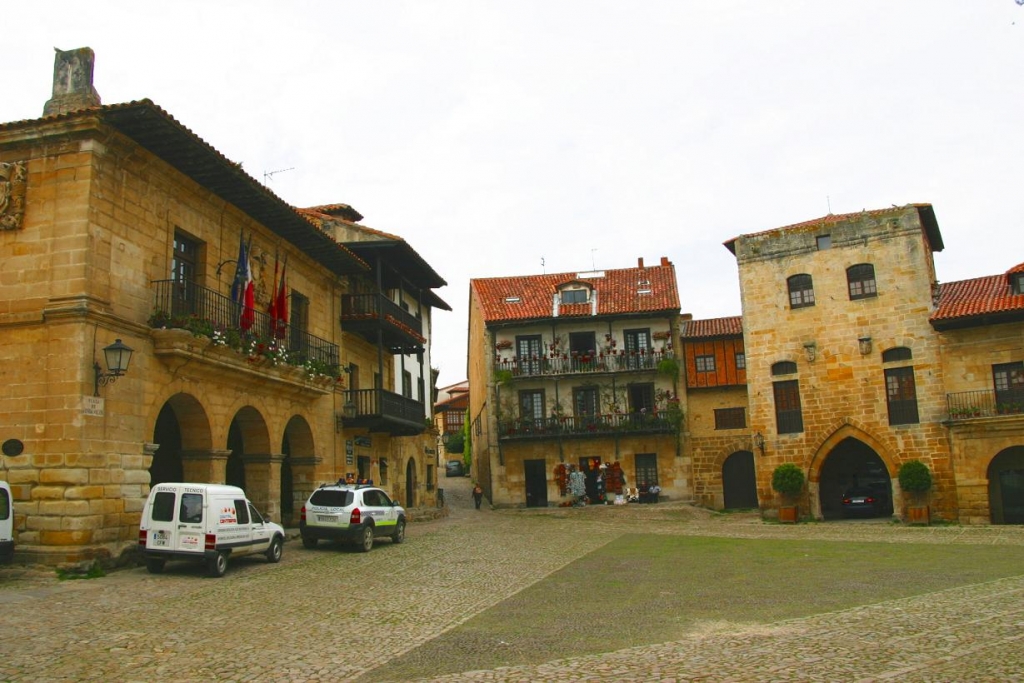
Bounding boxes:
772 361 798 376
847 264 877 300
787 274 815 309
882 347 912 363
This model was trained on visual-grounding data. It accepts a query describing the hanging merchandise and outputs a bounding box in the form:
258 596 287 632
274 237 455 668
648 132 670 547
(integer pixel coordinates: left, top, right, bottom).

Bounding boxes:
554 463 568 497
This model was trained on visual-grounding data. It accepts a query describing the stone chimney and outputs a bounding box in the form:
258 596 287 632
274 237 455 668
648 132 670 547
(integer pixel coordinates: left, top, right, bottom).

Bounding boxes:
43 47 101 117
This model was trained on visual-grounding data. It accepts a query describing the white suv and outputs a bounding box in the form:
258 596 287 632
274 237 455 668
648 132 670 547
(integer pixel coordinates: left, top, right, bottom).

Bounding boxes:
300 483 406 552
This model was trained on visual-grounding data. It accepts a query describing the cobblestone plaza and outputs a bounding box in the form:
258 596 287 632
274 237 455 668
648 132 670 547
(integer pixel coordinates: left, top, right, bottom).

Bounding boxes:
2 477 1023 682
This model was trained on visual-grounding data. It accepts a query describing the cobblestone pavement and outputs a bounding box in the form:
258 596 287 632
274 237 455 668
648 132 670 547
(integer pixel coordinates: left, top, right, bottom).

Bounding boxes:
2 478 1023 682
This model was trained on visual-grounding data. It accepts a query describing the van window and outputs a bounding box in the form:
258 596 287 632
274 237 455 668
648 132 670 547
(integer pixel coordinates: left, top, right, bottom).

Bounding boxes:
248 502 264 524
309 490 353 507
234 499 250 525
152 491 176 522
180 493 203 524
0 488 10 520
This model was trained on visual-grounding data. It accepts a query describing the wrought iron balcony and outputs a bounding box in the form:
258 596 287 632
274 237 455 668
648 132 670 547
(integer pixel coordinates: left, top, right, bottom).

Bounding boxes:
342 389 427 436
498 411 679 441
946 389 1024 421
341 293 425 354
495 349 673 379
151 279 339 372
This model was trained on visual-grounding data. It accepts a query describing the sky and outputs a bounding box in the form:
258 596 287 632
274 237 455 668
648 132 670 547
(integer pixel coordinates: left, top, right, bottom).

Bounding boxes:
3 2 1023 389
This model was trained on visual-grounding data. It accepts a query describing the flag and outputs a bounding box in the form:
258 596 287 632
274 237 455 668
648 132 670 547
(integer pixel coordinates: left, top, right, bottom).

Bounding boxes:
267 250 280 324
237 234 255 331
273 256 288 339
230 229 247 305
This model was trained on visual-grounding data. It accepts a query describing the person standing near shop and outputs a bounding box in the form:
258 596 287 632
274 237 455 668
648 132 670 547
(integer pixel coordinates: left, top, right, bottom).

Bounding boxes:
472 483 484 509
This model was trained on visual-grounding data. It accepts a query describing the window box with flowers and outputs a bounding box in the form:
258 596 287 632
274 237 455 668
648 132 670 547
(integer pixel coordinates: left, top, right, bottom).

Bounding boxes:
495 339 513 351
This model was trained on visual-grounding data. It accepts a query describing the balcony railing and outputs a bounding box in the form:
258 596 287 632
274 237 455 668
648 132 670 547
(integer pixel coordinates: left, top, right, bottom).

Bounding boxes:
340 293 425 353
343 388 426 436
496 349 673 379
151 279 339 372
498 411 679 441
946 389 1024 421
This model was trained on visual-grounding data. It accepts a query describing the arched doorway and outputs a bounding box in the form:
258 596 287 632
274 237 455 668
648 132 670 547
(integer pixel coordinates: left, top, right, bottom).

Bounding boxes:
818 437 893 519
722 450 758 509
150 393 211 485
281 415 316 527
988 446 1024 524
226 420 246 490
406 457 417 508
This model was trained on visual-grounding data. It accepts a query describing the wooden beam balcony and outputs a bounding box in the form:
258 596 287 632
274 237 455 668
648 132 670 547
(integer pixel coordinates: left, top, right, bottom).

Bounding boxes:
341 388 427 436
340 293 425 354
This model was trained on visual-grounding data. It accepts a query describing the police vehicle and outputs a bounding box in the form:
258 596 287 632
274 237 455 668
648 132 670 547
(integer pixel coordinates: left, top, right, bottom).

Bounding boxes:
300 482 406 552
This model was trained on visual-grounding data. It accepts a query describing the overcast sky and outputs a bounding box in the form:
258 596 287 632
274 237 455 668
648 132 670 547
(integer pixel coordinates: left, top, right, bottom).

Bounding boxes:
4 2 1022 389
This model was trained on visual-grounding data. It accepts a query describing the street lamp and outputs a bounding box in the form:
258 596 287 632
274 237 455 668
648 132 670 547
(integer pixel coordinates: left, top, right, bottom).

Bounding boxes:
753 431 766 456
94 338 134 396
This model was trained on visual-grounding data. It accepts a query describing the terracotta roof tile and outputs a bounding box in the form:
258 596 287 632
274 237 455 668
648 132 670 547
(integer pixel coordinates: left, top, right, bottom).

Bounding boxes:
472 261 680 324
931 266 1024 325
681 316 744 338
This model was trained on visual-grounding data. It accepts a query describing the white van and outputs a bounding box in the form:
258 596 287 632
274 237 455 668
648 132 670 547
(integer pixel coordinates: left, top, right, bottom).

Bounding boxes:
0 481 13 563
139 483 285 577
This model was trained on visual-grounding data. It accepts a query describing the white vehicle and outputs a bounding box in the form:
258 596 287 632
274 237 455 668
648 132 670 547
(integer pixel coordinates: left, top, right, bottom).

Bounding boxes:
0 481 13 564
300 483 406 552
139 483 284 577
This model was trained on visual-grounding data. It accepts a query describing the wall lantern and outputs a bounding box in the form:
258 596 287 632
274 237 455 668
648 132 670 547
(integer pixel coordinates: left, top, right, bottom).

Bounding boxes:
803 341 817 363
858 336 873 356
753 431 766 456
94 338 133 396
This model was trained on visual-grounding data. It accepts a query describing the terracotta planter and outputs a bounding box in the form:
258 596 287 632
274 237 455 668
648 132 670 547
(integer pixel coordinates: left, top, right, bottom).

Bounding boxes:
907 505 930 525
778 505 798 523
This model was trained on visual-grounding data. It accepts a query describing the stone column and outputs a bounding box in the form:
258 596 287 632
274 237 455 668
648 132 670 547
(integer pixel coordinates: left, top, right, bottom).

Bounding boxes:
244 453 285 523
180 449 230 484
287 456 320 527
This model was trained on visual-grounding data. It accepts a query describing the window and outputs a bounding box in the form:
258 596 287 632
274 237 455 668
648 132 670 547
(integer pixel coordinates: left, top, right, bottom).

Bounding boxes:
847 264 877 300
772 361 797 376
635 453 659 487
234 499 250 525
882 347 913 363
561 288 588 304
714 407 746 430
247 502 262 524
379 458 389 486
816 235 831 250
628 383 655 413
417 377 425 404
171 231 200 315
426 465 434 491
1013 273 1024 296
573 386 599 417
773 380 804 433
0 486 9 521
885 366 920 425
993 362 1024 405
519 390 545 422
569 331 597 356
152 491 176 522
180 493 204 524
787 274 815 309
516 335 542 376
624 329 651 369
695 355 716 373
735 352 746 370
288 291 309 349
402 370 412 398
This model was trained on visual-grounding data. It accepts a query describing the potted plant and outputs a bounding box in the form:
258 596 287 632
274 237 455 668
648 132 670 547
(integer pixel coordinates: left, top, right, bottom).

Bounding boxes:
771 463 805 523
898 459 932 525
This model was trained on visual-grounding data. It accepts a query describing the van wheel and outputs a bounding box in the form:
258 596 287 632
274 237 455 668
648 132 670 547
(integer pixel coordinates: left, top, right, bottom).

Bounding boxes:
266 536 283 563
207 551 228 577
301 535 317 549
146 558 166 574
391 519 406 544
358 525 374 552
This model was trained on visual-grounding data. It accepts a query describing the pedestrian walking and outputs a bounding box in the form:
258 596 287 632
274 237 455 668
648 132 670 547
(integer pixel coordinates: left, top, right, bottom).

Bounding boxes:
472 483 484 509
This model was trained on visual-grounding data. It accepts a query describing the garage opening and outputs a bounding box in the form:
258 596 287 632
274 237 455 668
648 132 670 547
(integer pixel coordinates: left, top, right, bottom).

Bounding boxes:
988 446 1024 524
818 437 893 520
722 450 758 510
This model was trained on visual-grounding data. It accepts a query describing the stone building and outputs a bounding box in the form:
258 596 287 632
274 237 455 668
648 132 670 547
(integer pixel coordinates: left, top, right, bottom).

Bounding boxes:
467 257 687 507
0 49 445 564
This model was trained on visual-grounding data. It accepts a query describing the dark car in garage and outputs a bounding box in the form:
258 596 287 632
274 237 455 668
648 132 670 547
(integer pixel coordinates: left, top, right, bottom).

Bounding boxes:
841 486 887 518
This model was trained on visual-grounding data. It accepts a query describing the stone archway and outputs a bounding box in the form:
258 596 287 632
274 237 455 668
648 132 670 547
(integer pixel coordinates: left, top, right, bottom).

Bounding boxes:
987 446 1024 524
225 406 276 517
281 415 317 527
808 423 897 521
150 393 213 485
817 438 894 520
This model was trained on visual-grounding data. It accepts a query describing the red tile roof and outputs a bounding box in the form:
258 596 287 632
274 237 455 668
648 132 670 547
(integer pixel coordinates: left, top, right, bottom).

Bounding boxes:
472 260 680 324
931 264 1024 329
681 316 744 339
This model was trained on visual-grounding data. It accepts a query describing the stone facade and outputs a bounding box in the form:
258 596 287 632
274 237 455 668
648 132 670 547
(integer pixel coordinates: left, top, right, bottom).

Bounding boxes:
0 62 444 565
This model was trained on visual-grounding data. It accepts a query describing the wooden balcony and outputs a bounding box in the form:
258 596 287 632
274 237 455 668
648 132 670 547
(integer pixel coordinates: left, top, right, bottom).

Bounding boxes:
341 389 427 436
340 293 425 354
495 349 673 380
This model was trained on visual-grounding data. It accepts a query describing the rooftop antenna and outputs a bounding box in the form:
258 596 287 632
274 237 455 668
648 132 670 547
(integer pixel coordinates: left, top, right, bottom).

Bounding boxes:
263 167 294 185
541 257 545 274
591 248 598 271
827 195 832 214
